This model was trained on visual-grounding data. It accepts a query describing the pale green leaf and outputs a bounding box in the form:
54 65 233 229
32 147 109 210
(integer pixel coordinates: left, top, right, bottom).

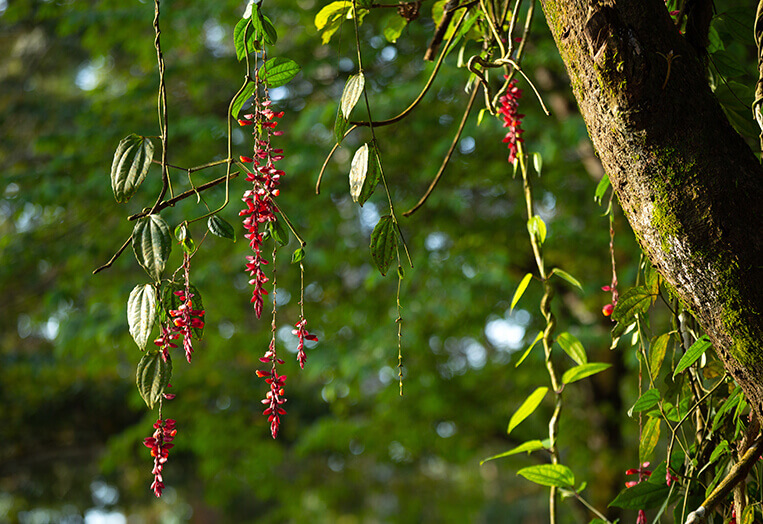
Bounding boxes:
510 273 533 313
508 387 548 435
561 363 611 384
517 464 575 488
127 284 157 350
480 440 548 465
556 332 587 366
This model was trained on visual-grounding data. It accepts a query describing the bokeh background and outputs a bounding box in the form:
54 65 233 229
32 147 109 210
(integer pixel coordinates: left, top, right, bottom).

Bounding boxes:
5 0 753 522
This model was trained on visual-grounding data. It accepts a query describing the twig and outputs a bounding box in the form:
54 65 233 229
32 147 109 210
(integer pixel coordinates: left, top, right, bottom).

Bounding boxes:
403 83 478 216
92 236 133 274
315 125 357 194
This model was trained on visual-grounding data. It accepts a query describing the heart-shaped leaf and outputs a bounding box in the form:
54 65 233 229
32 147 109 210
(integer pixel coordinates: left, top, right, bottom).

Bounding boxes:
369 215 397 276
260 57 301 87
111 134 154 203
517 464 575 488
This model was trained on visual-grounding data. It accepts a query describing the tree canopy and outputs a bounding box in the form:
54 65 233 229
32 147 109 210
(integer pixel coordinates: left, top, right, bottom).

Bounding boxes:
1 0 761 522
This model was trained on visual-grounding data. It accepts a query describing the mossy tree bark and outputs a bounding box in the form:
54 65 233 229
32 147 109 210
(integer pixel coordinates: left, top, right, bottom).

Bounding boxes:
540 0 763 419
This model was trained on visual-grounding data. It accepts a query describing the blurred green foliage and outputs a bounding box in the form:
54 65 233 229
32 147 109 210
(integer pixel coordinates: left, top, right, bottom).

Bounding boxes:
2 0 754 522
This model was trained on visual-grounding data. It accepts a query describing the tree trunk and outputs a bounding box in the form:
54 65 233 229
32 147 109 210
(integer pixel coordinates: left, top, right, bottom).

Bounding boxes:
539 0 763 419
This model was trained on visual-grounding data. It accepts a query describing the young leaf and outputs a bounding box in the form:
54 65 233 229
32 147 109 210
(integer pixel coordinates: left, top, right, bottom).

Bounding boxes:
260 57 301 88
527 215 547 245
315 1 352 43
349 143 369 202
556 332 588 366
341 73 365 119
507 387 548 435
136 350 172 409
369 215 397 276
628 388 661 417
673 335 712 377
649 332 672 381
561 362 611 384
480 440 548 465
550 268 583 291
383 13 407 43
132 214 171 282
111 134 154 203
334 106 348 145
357 144 381 206
532 152 542 175
609 481 670 510
291 247 305 264
510 273 533 313
208 215 236 241
639 417 661 464
515 331 543 368
127 284 157 350
594 173 610 204
517 464 575 488
260 15 277 46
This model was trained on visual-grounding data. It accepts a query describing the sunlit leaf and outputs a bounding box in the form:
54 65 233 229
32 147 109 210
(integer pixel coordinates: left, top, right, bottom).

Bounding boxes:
561 363 611 384
639 417 660 464
594 173 610 204
628 388 660 417
510 273 533 313
649 333 672 381
556 332 587 366
507 387 548 435
111 134 154 203
517 464 575 488
132 214 171 282
527 215 547 245
230 80 255 119
357 144 380 206
550 268 583 291
383 14 407 43
260 57 301 87
515 331 543 368
127 284 157 350
233 18 256 61
349 143 369 202
480 440 548 465
291 247 305 264
673 335 712 377
341 73 365 119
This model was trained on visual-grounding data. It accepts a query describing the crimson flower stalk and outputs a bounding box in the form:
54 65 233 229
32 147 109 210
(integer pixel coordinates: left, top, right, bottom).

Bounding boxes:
143 418 177 497
293 317 318 369
169 252 206 362
498 78 524 164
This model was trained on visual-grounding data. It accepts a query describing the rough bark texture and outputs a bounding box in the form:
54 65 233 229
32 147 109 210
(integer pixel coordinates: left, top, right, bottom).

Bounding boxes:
540 0 763 419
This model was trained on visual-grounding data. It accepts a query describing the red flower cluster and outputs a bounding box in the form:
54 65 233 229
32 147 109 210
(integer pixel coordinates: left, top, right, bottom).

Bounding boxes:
293 318 318 369
601 284 618 317
256 340 287 438
143 418 177 497
169 288 205 363
239 99 286 319
625 462 651 524
498 78 524 164
154 323 179 362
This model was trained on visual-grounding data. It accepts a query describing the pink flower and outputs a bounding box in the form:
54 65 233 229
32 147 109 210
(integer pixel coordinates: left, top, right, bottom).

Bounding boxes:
625 463 651 523
602 303 615 317
497 78 524 164
143 418 177 497
168 252 205 363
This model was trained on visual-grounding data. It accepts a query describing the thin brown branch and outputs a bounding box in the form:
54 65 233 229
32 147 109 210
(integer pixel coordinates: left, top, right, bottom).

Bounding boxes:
93 236 132 274
403 84 478 216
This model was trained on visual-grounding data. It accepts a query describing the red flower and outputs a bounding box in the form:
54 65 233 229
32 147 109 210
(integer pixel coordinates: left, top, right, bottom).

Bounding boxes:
143 418 177 497
497 78 525 164
602 303 615 317
292 318 318 369
625 462 651 523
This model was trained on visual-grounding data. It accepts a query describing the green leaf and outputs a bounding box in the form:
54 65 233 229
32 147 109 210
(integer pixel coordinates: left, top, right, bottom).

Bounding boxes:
208 215 236 241
269 219 289 246
291 247 305 264
741 504 755 524
334 105 348 145
132 215 171 282
532 152 542 175
340 73 365 120
127 284 157 350
515 331 543 368
315 1 352 43
357 144 381 206
550 268 583 291
260 57 301 88
383 13 407 43
136 350 172 410
517 464 575 488
556 332 587 366
110 134 154 203
480 440 548 465
510 273 533 313
349 143 369 202
230 80 255 120
628 388 661 417
162 282 205 340
233 18 256 61
174 223 194 254
639 417 660 464
527 215 547 245
594 173 610 204
611 286 652 323
708 439 730 464
369 215 397 276
507 387 548 435
648 333 671 381
609 481 670 510
673 335 712 377
561 363 611 384
260 15 277 46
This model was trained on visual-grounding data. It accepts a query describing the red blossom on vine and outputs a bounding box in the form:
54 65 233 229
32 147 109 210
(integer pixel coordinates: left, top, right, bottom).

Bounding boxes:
293 318 318 369
625 462 651 524
498 78 524 164
239 95 285 319
169 288 205 363
257 340 287 438
154 322 179 362
143 418 177 497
